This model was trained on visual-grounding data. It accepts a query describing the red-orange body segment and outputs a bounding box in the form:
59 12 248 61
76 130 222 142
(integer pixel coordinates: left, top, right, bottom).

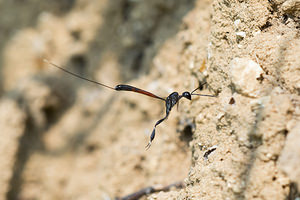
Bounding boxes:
115 84 165 101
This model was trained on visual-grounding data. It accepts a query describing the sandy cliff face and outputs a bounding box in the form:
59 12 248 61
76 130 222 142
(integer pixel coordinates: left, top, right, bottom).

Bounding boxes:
0 0 299 199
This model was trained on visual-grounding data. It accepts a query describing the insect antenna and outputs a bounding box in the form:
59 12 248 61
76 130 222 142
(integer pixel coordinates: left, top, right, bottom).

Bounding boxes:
191 94 216 97
44 59 115 90
190 82 216 98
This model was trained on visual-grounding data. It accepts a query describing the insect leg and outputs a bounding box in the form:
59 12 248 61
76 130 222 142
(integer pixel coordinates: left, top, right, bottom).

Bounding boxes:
145 113 169 150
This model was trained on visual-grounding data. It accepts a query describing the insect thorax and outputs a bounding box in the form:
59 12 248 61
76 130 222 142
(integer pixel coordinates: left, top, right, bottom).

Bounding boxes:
165 92 179 113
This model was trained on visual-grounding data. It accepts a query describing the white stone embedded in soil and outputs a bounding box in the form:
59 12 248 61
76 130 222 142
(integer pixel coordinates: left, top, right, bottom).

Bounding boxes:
230 57 263 97
281 0 300 17
234 19 241 28
236 31 246 38
253 30 261 36
207 42 212 59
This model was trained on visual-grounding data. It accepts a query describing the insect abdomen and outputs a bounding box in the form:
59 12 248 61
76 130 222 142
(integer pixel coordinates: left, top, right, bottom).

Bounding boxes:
115 84 165 101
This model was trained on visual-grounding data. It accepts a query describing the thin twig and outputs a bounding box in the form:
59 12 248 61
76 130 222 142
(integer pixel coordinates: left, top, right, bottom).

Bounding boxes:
115 181 184 200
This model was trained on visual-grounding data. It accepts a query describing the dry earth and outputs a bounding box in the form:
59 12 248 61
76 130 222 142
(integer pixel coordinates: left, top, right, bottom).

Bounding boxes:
0 0 299 200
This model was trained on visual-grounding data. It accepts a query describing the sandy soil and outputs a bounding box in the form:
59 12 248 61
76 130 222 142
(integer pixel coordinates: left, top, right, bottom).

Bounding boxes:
0 0 299 199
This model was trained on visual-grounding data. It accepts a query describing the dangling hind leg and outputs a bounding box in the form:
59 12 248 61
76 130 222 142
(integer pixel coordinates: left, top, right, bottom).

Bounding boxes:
145 128 156 150
145 114 169 150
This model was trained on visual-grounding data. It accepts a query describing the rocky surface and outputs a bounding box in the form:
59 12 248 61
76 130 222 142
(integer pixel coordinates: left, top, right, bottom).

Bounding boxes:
0 0 299 199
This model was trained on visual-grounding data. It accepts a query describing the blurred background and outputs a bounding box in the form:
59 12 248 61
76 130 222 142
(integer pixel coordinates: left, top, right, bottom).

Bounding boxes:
0 0 196 199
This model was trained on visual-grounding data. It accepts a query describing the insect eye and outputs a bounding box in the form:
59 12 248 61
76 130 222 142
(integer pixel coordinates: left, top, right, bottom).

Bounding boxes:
182 92 191 100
